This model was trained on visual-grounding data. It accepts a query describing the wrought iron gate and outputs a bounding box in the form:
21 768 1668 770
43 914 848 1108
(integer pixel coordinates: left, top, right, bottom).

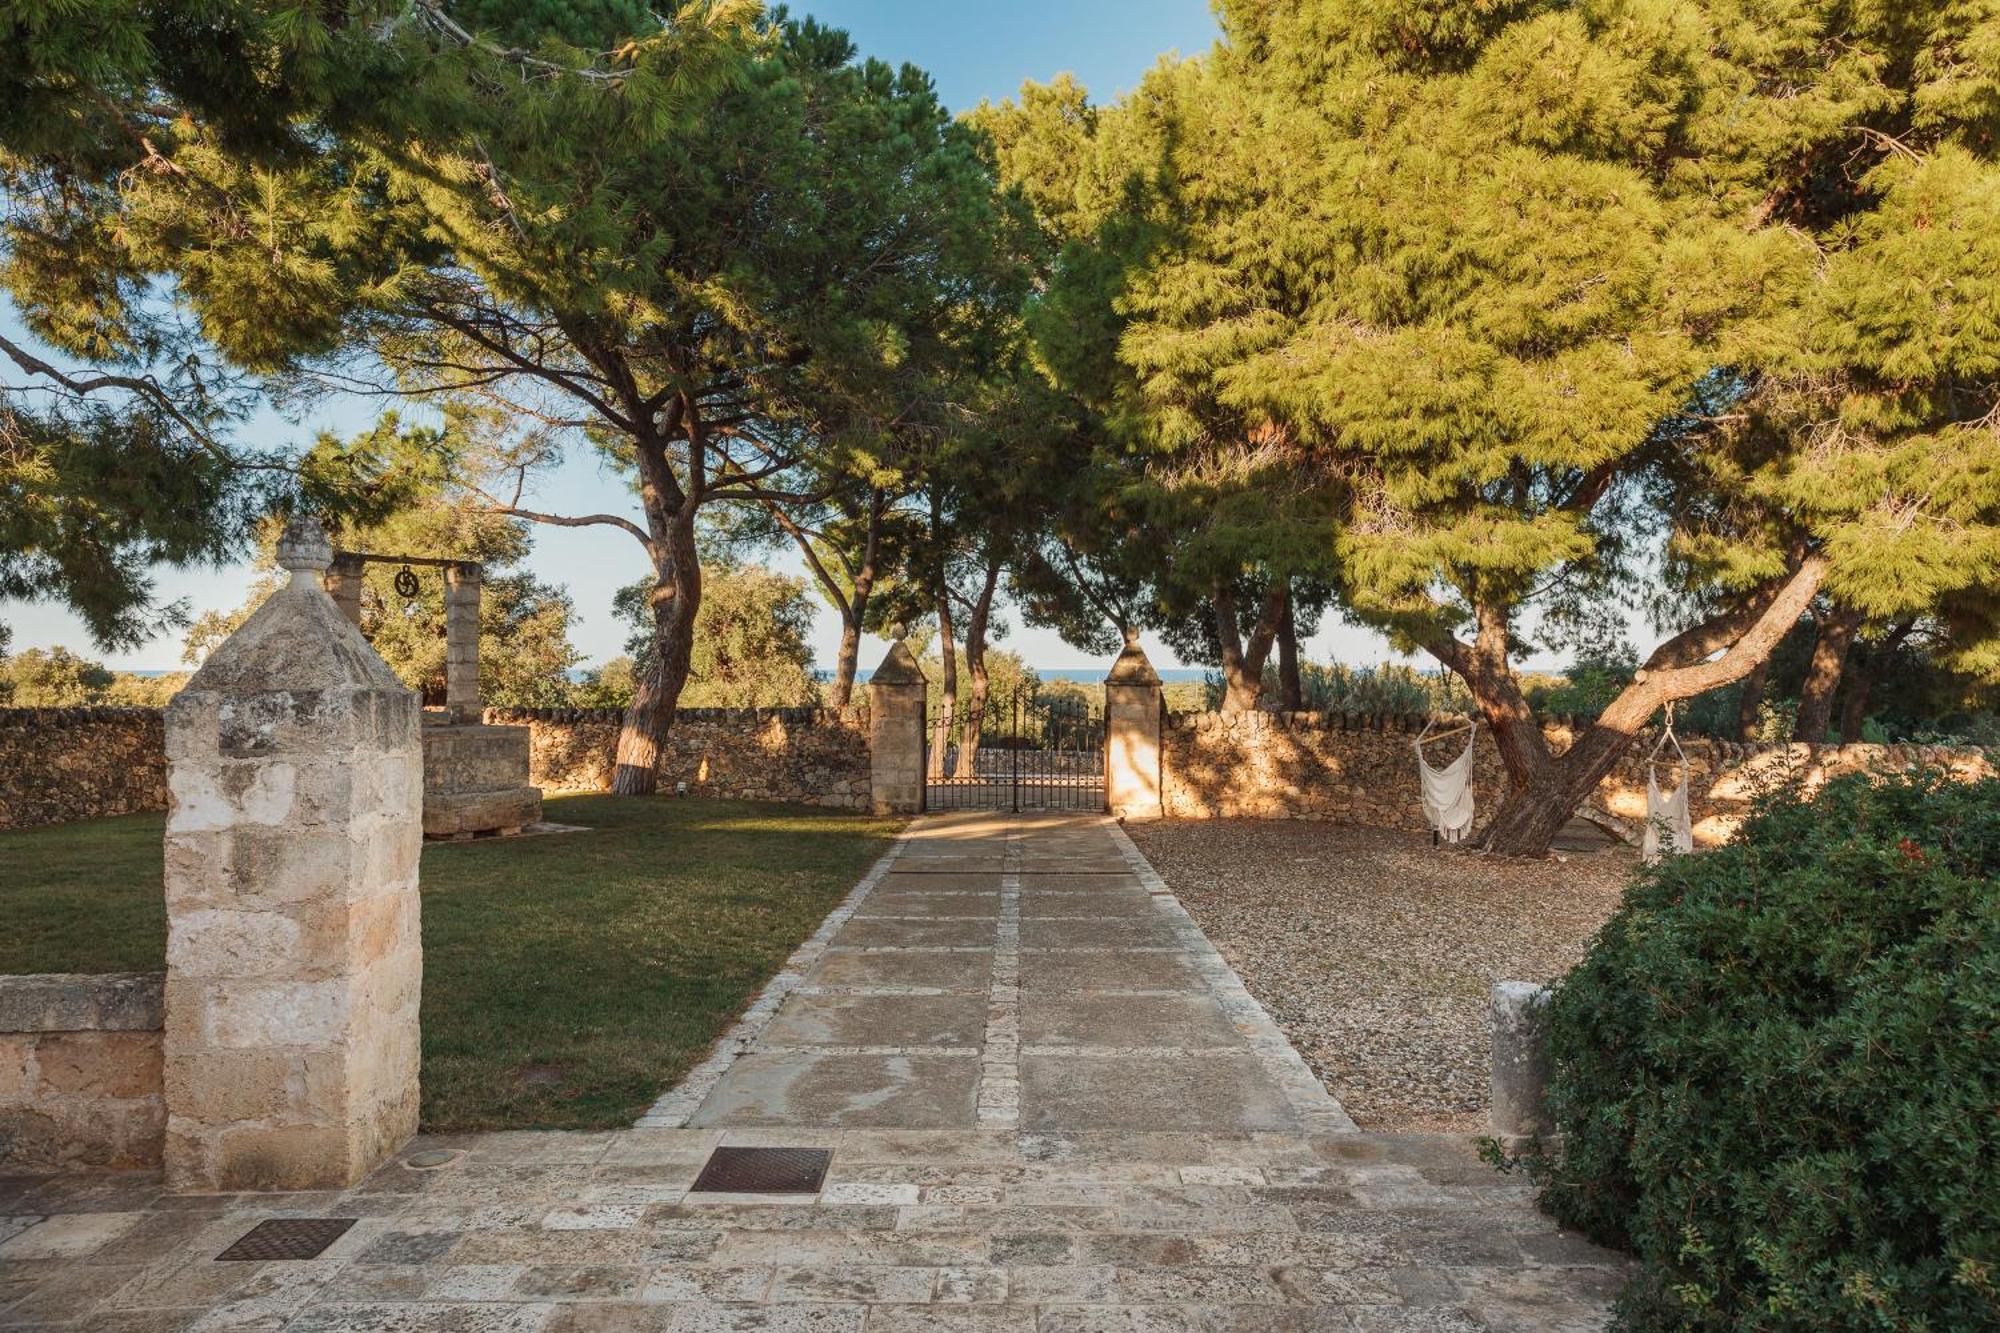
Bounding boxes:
925 688 1106 813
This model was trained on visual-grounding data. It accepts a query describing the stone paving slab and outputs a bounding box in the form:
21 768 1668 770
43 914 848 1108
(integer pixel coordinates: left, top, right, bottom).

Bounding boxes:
0 813 1625 1330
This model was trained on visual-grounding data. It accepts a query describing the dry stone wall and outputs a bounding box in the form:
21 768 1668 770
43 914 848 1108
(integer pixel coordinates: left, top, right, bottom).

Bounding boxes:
0 709 166 831
0 973 165 1171
487 706 873 809
0 704 874 828
1162 710 1996 845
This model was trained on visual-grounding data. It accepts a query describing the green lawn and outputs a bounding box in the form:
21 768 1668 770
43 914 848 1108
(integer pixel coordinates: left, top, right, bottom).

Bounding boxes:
0 797 903 1131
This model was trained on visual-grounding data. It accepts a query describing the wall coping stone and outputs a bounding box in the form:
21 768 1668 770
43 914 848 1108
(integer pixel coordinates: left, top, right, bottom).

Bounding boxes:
0 973 165 1033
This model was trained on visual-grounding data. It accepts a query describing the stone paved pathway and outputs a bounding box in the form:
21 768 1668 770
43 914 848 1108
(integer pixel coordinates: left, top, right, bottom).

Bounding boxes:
0 813 1628 1331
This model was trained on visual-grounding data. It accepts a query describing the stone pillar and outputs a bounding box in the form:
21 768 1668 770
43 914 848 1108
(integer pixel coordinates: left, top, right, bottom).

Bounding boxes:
162 514 423 1192
1104 635 1163 820
868 639 927 816
323 554 365 628
444 563 482 724
1490 981 1554 1145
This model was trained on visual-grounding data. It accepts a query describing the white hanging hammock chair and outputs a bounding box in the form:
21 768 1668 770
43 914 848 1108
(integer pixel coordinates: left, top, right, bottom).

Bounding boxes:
1415 716 1478 845
1643 703 1694 864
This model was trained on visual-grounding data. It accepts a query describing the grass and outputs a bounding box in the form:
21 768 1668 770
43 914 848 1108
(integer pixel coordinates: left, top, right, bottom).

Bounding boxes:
0 796 903 1131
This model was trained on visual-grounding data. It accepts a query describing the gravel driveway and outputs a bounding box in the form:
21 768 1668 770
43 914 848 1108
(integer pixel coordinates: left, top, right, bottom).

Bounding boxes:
1127 818 1635 1132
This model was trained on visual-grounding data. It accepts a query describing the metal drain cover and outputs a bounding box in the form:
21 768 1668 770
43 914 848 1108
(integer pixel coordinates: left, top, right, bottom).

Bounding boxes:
690 1146 831 1194
216 1217 357 1261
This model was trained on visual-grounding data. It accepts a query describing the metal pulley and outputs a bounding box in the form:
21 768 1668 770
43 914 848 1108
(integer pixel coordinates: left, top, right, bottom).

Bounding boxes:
393 565 421 599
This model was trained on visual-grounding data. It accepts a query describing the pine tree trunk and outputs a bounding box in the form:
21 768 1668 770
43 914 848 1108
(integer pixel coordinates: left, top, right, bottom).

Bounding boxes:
961 557 1001 783
1214 579 1288 714
612 518 700 796
1794 604 1863 743
1736 658 1769 741
1434 559 1827 857
935 586 959 780
1837 617 1916 743
1276 588 1303 712
829 619 862 709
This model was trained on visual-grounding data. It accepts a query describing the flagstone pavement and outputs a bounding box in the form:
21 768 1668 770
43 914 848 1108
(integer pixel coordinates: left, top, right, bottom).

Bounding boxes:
0 813 1629 1331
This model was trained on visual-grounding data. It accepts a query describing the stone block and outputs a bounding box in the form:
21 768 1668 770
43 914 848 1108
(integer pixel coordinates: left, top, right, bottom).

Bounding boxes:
33 1033 161 1100
0 973 165 1033
1490 981 1553 1143
423 786 543 838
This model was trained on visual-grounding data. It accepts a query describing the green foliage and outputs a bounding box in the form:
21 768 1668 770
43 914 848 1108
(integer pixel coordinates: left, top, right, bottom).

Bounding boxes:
1528 653 1641 719
1524 771 2000 1330
613 563 820 709
0 645 113 705
184 419 584 708
1200 660 1474 715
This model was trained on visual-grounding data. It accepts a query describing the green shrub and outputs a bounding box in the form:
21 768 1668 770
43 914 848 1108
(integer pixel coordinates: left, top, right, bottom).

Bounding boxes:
1523 770 2000 1331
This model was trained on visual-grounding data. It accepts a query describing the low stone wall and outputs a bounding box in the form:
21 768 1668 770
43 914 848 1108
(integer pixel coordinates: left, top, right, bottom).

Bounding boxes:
1162 711 1996 845
0 709 166 831
486 707 873 810
0 974 165 1171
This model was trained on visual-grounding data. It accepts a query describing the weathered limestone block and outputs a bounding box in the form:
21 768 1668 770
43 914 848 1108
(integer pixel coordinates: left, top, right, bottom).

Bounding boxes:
868 640 926 816
1490 981 1554 1145
162 515 423 1192
421 722 541 837
0 974 166 1171
1105 640 1164 821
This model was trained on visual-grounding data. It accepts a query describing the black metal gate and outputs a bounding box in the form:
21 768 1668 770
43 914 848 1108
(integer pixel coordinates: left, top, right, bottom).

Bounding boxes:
925 688 1106 813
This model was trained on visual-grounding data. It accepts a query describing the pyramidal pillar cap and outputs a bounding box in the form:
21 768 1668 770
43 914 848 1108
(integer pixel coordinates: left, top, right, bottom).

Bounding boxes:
871 638 927 687
1106 637 1161 686
277 513 335 579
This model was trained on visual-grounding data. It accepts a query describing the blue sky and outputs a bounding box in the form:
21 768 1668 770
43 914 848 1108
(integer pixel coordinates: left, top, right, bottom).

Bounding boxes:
0 0 1442 677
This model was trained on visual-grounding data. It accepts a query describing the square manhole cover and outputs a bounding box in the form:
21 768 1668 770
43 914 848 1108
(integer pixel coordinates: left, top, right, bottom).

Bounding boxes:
216 1217 357 1261
690 1146 832 1194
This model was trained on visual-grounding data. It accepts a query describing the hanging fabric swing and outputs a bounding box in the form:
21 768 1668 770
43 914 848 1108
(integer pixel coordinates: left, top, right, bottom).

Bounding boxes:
1643 703 1694 864
1415 716 1478 845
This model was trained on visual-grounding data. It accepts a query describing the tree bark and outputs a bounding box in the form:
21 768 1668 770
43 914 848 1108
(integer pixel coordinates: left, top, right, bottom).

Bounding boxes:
1838 616 1917 743
825 489 886 709
960 554 1003 783
1276 586 1303 712
1735 658 1770 741
1214 578 1288 713
934 554 960 781
1793 604 1864 743
612 506 701 795
1429 559 1829 857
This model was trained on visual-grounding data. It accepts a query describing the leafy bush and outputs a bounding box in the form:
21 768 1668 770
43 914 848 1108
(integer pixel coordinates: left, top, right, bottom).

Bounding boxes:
1523 770 2000 1331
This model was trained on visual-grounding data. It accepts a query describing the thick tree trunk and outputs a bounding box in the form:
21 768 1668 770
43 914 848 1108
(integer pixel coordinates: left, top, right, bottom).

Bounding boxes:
1736 658 1770 741
1838 617 1916 743
1794 604 1864 743
1214 578 1288 714
612 513 701 796
1276 587 1303 712
825 491 885 709
961 555 1002 783
934 582 960 781
830 620 863 709
1432 559 1828 857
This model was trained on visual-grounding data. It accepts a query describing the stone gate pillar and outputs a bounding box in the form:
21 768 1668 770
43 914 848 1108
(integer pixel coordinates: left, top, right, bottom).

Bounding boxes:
162 514 424 1192
324 553 365 628
1104 635 1163 820
444 563 482 724
868 639 927 815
